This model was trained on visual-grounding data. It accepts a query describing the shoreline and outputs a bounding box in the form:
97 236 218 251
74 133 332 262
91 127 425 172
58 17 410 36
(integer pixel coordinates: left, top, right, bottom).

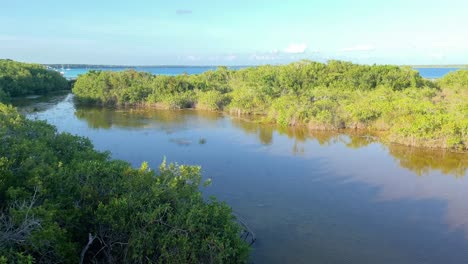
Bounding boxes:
73 98 468 153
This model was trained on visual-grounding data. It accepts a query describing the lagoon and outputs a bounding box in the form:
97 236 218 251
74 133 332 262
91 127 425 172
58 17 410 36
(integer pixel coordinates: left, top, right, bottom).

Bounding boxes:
15 93 468 264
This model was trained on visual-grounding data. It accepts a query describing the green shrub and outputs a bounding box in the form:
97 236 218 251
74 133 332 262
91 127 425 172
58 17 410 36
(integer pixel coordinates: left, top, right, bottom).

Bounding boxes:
0 104 250 263
0 86 9 103
0 59 68 97
196 90 230 110
438 69 468 89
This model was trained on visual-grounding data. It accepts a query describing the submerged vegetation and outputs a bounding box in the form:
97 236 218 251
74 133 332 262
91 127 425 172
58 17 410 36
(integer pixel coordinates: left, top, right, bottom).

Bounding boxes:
0 59 69 101
0 62 249 263
73 61 468 151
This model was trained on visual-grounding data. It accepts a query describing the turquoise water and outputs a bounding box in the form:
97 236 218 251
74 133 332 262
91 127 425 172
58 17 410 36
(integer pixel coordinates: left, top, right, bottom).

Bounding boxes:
58 66 462 79
414 68 463 79
60 66 244 79
15 94 468 264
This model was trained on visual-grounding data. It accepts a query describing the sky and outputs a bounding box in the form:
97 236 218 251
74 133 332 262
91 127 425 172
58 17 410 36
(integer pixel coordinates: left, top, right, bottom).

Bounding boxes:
0 0 467 65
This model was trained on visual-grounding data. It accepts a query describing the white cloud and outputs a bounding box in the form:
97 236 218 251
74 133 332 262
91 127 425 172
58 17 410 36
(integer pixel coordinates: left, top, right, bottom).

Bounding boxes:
249 52 279 61
340 45 375 52
284 43 307 54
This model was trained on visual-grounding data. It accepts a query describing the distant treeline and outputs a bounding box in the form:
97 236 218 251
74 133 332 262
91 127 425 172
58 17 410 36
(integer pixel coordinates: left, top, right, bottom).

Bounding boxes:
44 64 468 69
44 64 229 69
410 65 468 68
73 60 468 151
0 59 69 101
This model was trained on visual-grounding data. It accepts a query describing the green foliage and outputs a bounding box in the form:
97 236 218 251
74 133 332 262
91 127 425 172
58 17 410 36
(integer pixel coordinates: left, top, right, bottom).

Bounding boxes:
0 59 69 97
160 91 195 109
196 90 229 111
227 83 270 115
268 95 313 126
438 69 468 89
0 104 250 263
73 60 427 109
71 61 467 151
0 86 9 103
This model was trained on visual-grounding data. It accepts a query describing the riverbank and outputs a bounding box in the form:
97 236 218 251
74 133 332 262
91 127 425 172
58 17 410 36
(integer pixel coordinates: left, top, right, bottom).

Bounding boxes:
74 100 468 153
72 61 468 152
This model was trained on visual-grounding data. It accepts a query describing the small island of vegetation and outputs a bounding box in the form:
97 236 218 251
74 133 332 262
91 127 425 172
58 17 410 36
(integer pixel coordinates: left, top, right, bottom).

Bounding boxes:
0 59 70 102
72 61 468 151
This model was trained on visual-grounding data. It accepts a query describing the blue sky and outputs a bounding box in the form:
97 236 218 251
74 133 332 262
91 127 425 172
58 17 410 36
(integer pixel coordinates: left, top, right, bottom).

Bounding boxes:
1 0 467 65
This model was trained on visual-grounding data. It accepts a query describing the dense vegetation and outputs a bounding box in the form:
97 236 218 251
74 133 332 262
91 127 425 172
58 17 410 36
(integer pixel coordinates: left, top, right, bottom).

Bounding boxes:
0 59 69 101
0 104 249 263
73 61 468 151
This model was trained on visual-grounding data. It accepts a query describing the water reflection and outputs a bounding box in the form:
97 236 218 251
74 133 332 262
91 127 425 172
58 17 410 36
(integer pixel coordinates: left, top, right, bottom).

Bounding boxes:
231 118 275 145
73 106 467 176
14 93 468 264
12 91 69 114
75 107 222 132
388 145 467 177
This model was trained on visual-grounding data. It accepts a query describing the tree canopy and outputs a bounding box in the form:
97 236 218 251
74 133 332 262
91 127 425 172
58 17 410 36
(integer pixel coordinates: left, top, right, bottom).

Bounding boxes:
0 59 69 100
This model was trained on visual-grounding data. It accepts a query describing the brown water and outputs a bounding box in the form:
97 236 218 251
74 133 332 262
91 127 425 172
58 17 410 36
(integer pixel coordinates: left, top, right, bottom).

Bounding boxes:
15 93 468 264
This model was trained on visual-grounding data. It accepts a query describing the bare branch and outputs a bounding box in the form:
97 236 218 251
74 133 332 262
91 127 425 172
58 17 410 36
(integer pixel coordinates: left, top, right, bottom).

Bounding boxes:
79 233 96 264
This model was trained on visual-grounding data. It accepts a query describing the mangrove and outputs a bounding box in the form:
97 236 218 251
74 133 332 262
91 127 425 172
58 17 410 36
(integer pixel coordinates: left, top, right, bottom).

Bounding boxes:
72 60 468 151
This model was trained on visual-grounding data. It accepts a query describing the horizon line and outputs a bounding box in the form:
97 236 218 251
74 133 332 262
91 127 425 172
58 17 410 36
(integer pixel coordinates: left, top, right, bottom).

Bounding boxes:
3 59 467 68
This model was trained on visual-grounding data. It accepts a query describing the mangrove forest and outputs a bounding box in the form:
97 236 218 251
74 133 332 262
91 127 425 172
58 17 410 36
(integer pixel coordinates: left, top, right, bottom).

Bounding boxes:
72 61 468 151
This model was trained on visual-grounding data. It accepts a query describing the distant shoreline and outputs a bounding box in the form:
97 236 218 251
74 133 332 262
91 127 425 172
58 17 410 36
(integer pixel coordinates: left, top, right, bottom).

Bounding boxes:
406 65 468 68
43 64 251 69
43 64 468 69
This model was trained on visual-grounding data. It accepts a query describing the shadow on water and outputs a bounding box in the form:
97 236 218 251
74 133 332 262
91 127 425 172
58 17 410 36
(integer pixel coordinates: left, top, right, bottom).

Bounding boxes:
11 91 69 114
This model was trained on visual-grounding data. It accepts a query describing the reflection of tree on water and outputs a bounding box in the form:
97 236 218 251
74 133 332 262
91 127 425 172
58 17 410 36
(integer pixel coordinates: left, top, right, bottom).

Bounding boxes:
305 131 466 177
291 141 305 156
74 104 467 177
388 145 467 177
13 91 69 114
277 126 308 142
74 107 222 131
231 118 467 177
74 107 185 129
231 118 275 145
75 107 114 129
343 133 379 149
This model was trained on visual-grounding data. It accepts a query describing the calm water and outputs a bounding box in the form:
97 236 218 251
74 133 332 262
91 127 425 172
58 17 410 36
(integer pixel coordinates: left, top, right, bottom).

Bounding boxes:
414 68 464 79
60 66 462 79
15 94 468 264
